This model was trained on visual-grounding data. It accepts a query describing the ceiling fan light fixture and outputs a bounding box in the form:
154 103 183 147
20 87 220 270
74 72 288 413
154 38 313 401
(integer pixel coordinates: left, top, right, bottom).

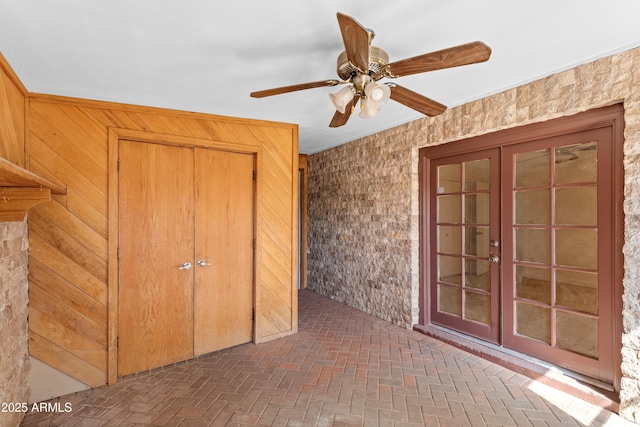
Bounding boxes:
359 97 380 118
364 81 390 103
359 82 390 118
329 85 355 114
251 13 491 128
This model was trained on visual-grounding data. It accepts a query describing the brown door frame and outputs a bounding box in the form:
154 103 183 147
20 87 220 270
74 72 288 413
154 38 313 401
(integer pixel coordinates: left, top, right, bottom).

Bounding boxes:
107 128 261 384
418 104 625 390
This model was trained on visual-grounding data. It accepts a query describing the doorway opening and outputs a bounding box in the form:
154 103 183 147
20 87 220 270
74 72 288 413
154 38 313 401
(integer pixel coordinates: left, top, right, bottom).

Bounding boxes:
418 105 624 391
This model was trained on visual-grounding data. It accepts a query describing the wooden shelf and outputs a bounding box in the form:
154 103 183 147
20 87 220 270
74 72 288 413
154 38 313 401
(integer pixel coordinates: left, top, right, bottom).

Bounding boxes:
0 157 66 221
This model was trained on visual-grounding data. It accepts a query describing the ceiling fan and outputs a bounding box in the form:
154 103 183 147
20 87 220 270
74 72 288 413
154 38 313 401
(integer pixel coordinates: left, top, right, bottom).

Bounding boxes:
250 13 492 128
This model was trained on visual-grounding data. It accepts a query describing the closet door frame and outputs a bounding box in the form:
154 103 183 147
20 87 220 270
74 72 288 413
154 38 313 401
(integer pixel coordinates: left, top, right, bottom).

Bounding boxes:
107 128 262 384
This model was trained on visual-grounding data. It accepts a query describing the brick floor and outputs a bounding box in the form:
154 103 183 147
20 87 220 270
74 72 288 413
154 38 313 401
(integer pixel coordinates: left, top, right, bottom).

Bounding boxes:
21 289 636 426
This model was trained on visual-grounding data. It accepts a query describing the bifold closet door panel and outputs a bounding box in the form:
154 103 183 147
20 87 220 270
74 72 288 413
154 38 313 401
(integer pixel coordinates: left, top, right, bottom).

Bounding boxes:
194 149 254 356
117 141 195 376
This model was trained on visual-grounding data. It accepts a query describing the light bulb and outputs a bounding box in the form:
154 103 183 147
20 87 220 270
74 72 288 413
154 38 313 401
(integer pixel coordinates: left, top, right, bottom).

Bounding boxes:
369 86 385 101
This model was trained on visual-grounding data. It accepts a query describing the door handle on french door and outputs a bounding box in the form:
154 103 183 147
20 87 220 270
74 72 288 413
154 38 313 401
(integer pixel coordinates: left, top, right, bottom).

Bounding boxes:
178 262 192 270
489 255 500 263
197 260 211 267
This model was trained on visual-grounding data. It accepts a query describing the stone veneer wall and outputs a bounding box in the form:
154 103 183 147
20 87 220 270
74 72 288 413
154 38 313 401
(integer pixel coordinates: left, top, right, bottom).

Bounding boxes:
0 219 30 426
308 125 420 328
307 46 640 422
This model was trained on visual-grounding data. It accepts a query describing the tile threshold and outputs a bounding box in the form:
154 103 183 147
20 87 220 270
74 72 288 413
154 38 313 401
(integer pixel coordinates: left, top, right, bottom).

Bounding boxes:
413 323 619 413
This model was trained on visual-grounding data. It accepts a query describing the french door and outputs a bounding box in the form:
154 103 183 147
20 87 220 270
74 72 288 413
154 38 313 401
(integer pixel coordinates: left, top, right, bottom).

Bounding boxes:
430 148 501 343
502 128 615 383
423 110 621 386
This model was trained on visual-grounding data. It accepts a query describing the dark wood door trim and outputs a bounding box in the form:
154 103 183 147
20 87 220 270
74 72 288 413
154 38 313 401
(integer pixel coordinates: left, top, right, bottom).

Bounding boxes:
422 105 624 159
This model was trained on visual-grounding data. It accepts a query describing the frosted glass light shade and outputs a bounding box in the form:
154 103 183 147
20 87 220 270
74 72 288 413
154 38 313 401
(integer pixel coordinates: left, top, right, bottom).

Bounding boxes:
359 98 379 118
329 86 355 114
359 82 390 118
365 81 390 103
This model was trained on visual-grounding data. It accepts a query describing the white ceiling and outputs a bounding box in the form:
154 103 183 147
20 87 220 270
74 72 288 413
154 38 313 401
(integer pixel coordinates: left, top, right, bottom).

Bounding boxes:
1 1 640 154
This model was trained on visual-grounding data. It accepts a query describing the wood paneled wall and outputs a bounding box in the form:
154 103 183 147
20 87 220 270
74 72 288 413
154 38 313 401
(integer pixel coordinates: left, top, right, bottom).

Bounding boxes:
0 53 27 167
26 94 299 387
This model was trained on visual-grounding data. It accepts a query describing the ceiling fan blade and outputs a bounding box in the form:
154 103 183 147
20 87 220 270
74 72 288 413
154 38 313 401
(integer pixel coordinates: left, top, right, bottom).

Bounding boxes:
389 84 447 117
384 41 491 78
337 13 371 73
250 80 341 98
329 96 359 128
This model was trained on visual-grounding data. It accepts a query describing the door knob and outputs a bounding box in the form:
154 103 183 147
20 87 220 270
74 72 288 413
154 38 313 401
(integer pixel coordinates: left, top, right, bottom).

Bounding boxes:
178 262 192 270
489 255 500 263
197 260 211 267
490 240 500 247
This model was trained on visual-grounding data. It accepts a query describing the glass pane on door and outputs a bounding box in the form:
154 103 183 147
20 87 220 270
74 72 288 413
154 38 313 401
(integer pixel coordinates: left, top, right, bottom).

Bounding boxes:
556 311 598 358
515 265 550 304
555 270 598 314
515 302 550 343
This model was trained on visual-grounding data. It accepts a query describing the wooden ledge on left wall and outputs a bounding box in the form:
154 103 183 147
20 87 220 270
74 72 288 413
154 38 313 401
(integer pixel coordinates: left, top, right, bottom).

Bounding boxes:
0 156 67 221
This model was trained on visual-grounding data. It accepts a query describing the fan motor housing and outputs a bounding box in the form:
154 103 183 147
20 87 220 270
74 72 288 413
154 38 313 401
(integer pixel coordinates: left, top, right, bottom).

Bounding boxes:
337 46 389 81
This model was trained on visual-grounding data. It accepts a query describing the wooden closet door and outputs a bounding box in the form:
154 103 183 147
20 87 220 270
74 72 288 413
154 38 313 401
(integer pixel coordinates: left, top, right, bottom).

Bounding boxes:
194 148 254 355
118 141 195 376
